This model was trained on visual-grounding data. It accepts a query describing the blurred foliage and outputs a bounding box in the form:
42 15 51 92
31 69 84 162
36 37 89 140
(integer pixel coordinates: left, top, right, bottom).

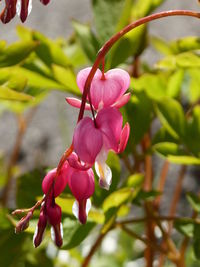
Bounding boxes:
1 0 200 267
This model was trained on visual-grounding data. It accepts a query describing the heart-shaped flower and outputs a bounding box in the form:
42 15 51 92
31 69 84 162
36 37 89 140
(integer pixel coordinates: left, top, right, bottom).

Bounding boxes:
66 67 130 111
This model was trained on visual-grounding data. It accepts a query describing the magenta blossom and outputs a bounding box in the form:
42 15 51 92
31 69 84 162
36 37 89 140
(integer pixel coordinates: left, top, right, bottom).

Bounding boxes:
73 107 130 190
0 0 50 23
33 196 63 248
67 153 95 224
66 67 130 111
42 153 95 225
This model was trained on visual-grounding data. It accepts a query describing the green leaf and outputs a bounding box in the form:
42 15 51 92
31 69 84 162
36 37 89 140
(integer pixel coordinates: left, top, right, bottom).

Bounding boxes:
157 52 200 70
166 70 184 98
193 224 200 259
103 187 133 212
134 189 161 204
187 193 200 213
72 20 100 62
52 64 80 95
132 0 164 18
0 86 33 101
16 25 33 41
152 127 178 145
127 173 145 188
175 219 195 238
15 67 66 91
0 41 39 68
153 142 186 157
62 218 95 250
168 156 200 165
188 69 200 103
92 0 127 43
16 169 45 207
156 98 185 139
151 36 172 55
107 25 147 68
32 31 70 68
170 36 200 54
185 106 200 156
122 91 152 146
132 73 167 100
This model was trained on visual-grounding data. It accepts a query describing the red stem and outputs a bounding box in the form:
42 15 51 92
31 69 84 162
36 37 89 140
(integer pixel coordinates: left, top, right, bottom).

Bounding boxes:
77 10 200 122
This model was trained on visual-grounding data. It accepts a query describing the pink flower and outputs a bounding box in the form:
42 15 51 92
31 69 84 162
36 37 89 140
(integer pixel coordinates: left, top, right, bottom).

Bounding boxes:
33 197 63 248
0 0 17 23
0 0 50 23
67 153 95 224
42 164 69 198
66 67 130 111
73 107 130 190
42 153 95 225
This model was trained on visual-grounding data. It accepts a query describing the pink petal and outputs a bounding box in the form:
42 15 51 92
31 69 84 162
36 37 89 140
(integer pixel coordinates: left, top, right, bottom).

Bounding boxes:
73 117 103 164
96 107 123 152
42 164 68 197
72 199 91 224
33 210 47 248
90 68 130 110
68 168 95 201
67 152 91 170
76 67 102 93
65 97 91 110
112 93 131 109
46 202 62 226
118 123 130 153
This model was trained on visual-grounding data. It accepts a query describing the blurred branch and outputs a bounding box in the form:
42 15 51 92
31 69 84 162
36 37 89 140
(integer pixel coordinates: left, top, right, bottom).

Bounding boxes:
1 107 37 206
154 160 170 209
81 232 106 267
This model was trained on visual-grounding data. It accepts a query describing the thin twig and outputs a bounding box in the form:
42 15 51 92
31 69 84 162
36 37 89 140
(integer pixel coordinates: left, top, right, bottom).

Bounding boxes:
1 108 37 206
155 161 170 209
168 165 187 232
81 233 106 267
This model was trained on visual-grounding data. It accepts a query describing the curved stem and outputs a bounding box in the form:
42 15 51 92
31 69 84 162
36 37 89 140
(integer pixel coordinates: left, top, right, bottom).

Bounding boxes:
78 10 200 122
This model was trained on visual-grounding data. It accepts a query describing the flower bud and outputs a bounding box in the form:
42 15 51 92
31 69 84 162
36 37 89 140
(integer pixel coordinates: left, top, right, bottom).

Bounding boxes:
33 210 47 248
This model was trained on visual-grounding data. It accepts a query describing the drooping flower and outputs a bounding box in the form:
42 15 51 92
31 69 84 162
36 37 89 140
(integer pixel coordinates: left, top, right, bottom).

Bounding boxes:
42 163 69 198
66 67 131 111
42 153 95 225
73 107 130 189
67 153 95 224
33 196 63 248
0 0 50 23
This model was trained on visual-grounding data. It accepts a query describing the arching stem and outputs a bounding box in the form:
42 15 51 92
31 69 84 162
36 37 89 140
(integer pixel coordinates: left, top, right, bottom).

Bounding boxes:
78 10 200 123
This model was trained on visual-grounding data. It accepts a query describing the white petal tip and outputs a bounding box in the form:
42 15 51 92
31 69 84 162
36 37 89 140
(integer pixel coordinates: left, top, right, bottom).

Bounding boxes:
99 178 110 190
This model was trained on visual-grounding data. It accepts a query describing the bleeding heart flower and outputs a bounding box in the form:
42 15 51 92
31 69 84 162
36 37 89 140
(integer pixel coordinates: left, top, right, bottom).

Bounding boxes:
66 67 130 111
73 107 130 190
33 195 63 248
42 163 69 198
0 0 50 23
67 153 95 224
0 0 17 23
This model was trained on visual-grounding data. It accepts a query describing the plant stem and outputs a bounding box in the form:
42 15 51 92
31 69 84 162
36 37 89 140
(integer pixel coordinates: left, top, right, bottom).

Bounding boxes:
81 232 106 267
1 108 36 206
168 165 187 232
155 161 170 209
117 215 200 225
78 10 200 122
118 224 166 254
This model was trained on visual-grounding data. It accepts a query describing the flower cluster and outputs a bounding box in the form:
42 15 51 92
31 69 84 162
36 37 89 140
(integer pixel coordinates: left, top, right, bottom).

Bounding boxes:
0 0 50 23
14 67 130 247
